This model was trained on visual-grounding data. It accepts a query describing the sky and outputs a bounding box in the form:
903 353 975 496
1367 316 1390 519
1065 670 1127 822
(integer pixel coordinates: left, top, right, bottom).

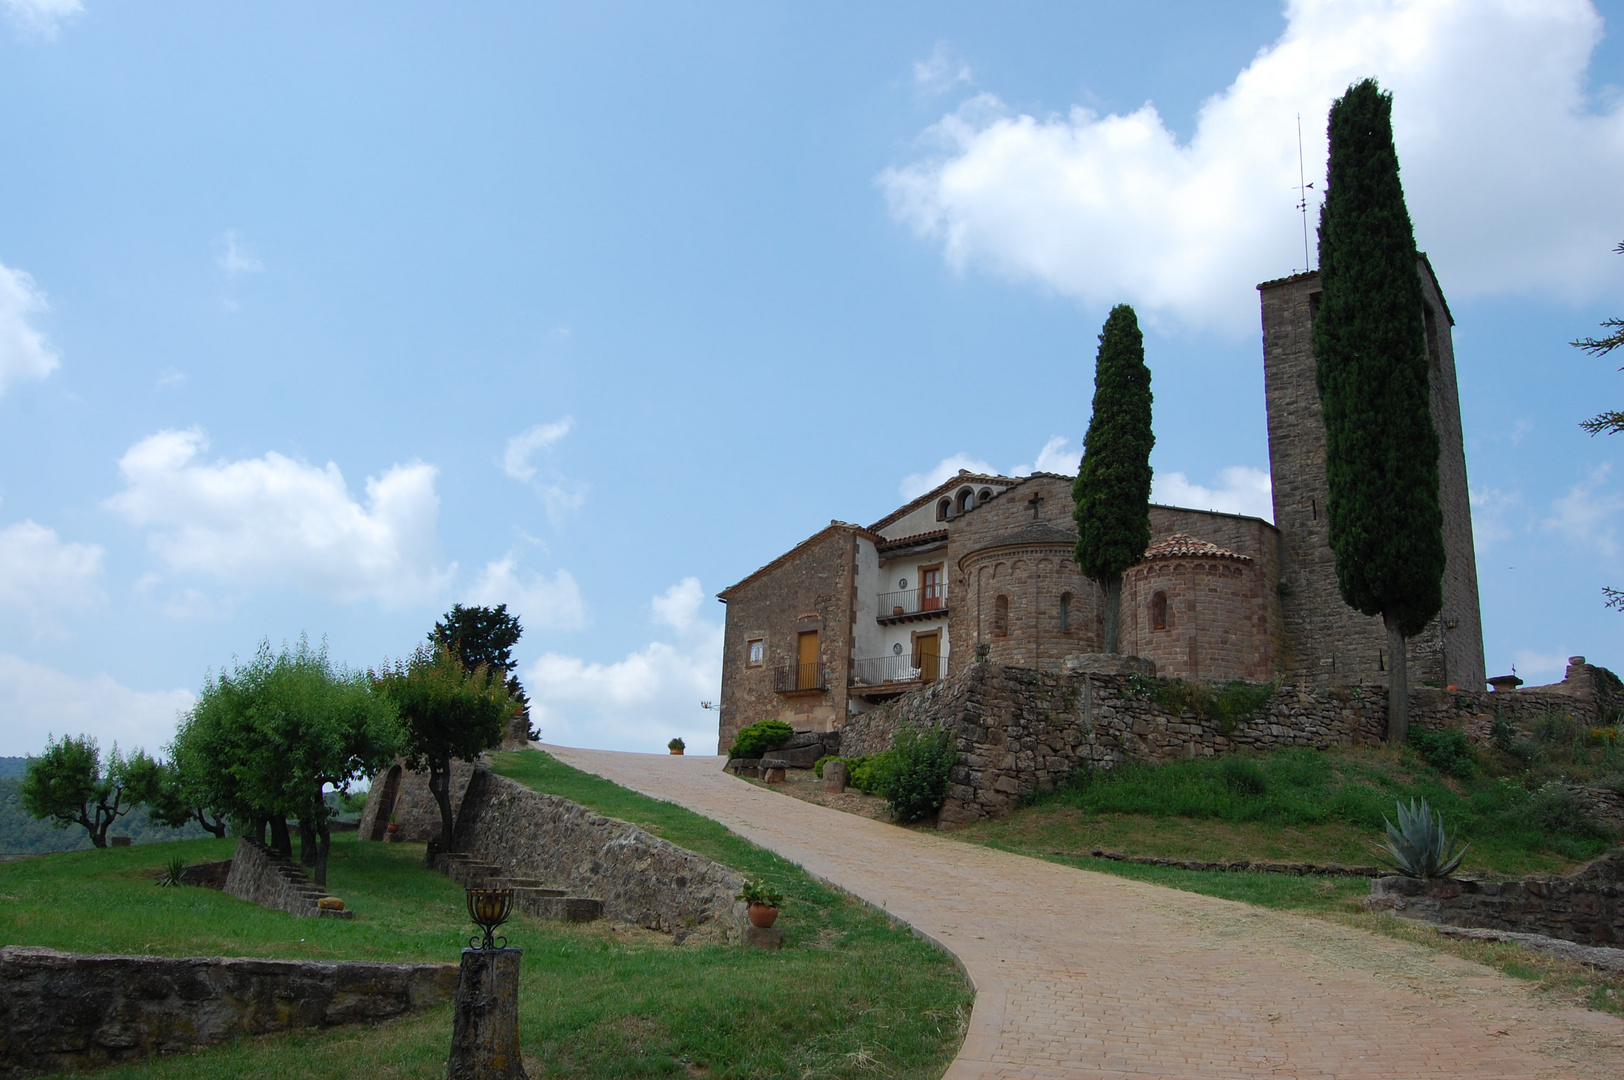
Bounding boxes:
2 0 1622 759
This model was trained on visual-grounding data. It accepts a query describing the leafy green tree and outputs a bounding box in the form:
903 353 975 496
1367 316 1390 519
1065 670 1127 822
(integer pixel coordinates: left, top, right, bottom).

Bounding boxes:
1572 240 1624 611
172 638 401 885
1072 303 1154 653
144 753 229 838
377 644 515 852
1312 78 1446 742
431 603 534 741
20 735 157 848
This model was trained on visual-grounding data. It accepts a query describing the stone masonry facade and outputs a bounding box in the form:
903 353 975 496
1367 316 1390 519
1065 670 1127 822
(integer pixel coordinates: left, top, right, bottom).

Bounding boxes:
839 658 1619 828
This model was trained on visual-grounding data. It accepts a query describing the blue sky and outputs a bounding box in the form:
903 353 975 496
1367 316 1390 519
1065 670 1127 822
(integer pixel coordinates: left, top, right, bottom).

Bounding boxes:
2 0 1621 758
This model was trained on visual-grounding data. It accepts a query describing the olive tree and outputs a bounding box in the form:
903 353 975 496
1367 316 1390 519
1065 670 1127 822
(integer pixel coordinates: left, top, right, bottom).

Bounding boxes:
20 735 157 848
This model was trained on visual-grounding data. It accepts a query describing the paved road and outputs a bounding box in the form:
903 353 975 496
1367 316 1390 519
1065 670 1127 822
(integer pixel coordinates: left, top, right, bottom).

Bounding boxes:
543 745 1624 1079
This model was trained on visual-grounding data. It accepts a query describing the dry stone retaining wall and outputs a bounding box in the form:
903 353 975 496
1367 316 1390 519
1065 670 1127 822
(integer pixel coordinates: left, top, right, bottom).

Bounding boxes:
1368 855 1624 947
452 769 744 940
837 660 1619 827
224 838 351 919
0 946 456 1079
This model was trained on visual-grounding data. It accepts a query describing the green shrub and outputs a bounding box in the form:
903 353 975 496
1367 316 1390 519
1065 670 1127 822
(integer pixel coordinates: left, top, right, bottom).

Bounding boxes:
1408 727 1477 779
813 755 836 779
1210 681 1276 733
847 751 899 796
882 725 957 825
1527 782 1605 838
1218 756 1267 796
1490 713 1517 753
728 719 794 760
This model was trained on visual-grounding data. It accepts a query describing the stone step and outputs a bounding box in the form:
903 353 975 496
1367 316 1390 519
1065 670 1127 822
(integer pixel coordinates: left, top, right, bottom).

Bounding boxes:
498 879 560 893
510 889 601 923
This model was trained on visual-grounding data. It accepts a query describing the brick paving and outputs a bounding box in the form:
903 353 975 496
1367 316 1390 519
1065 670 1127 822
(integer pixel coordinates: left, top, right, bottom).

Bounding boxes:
543 746 1624 1079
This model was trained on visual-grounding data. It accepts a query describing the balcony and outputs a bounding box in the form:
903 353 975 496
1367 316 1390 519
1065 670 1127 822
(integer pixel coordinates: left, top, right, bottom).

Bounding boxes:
774 662 827 694
849 652 942 700
876 585 948 625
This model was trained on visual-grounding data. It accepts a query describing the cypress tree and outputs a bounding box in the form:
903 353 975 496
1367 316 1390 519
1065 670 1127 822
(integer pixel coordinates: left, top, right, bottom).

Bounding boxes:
1073 303 1154 653
1313 79 1446 742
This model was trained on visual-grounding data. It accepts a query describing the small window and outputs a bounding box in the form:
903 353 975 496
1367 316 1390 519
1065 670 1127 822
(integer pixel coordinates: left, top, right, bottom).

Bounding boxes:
956 488 974 513
978 488 993 503
1150 591 1168 632
1059 592 1072 634
747 639 764 667
993 594 1009 637
937 498 952 522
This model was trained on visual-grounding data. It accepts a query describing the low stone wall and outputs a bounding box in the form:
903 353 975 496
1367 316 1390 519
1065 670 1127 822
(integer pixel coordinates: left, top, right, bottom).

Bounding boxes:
1368 855 1624 947
453 769 744 940
0 946 456 1079
224 838 351 919
837 660 1619 828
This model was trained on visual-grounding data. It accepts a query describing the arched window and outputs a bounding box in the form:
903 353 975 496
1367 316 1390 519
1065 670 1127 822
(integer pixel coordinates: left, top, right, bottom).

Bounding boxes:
957 487 975 513
993 594 1009 637
1059 592 1072 634
978 488 993 504
1150 591 1169 631
936 498 951 522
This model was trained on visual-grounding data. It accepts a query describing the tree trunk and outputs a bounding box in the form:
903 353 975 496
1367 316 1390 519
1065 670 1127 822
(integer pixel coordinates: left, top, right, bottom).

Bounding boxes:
1101 573 1124 654
428 757 456 852
269 816 292 857
1385 613 1410 743
298 820 316 866
82 811 108 848
253 816 268 844
314 823 331 887
197 810 228 838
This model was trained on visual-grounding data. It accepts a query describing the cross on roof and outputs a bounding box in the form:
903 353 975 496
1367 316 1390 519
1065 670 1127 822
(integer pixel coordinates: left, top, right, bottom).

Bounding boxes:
1028 492 1045 519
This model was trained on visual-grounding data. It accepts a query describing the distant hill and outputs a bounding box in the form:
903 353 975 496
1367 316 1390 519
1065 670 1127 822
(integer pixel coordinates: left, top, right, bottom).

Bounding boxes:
0 757 28 780
0 776 213 859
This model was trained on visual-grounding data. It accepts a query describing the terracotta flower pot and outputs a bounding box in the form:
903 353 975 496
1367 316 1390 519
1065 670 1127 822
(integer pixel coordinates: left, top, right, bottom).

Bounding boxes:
386 822 399 833
670 748 684 755
747 903 779 928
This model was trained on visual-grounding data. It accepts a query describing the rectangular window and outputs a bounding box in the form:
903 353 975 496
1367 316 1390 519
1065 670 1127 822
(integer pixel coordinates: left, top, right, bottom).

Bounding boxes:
747 639 764 667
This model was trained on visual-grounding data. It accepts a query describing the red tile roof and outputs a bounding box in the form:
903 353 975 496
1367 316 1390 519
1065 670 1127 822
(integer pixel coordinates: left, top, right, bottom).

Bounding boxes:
1142 533 1251 563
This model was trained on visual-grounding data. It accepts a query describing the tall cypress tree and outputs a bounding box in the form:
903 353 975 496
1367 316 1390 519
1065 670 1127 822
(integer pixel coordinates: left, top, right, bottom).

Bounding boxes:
1073 303 1154 653
1313 79 1445 742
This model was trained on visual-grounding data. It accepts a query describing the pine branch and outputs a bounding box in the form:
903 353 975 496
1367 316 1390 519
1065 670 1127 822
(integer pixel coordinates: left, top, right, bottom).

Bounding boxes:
1605 587 1624 613
1570 318 1624 357
1581 410 1624 436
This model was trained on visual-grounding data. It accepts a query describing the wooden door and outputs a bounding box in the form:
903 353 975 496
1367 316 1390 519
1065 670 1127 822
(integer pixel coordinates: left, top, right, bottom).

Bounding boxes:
916 632 940 683
920 566 943 611
797 631 820 690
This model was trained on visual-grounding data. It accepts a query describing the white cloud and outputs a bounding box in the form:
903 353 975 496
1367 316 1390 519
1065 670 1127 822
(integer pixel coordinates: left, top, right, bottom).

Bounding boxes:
1512 650 1571 683
501 417 586 522
466 555 587 631
2 0 80 39
899 453 998 500
105 428 451 607
1542 462 1623 557
1152 465 1274 521
156 366 185 390
0 262 60 396
1468 485 1525 551
0 521 104 634
1011 436 1080 477
524 578 722 754
0 654 193 758
216 230 263 278
880 0 1624 333
913 42 972 95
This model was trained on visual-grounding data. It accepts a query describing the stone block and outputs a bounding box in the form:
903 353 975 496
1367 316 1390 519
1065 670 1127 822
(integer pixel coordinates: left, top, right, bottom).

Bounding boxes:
821 760 847 792
742 925 784 950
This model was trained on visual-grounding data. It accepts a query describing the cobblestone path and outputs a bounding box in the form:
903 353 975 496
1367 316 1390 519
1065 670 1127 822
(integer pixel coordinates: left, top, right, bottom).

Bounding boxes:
543 745 1624 1079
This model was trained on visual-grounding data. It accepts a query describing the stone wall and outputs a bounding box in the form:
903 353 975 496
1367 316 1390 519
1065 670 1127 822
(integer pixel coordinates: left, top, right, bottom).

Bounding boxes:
0 946 456 1079
1368 854 1624 947
1122 549 1272 682
452 769 744 939
716 523 863 752
224 838 351 919
358 759 478 843
837 659 1620 827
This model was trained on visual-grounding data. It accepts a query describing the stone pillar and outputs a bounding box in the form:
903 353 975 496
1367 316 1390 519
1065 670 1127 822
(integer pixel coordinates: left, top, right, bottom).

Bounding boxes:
822 760 847 792
447 948 526 1079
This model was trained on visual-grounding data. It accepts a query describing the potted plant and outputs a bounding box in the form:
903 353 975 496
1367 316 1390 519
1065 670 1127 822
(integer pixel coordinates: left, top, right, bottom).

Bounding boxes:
737 879 784 928
668 737 686 756
385 813 400 840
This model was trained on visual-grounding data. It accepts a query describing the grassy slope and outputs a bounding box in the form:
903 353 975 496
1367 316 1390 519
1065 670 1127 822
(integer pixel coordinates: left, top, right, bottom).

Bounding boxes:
2 749 970 1080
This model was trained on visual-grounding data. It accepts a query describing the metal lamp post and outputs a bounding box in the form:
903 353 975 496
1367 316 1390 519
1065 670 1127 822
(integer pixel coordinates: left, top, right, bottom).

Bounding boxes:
448 885 526 1079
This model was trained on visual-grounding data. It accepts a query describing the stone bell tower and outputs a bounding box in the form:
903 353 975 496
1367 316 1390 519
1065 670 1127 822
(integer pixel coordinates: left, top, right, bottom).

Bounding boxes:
1258 255 1485 691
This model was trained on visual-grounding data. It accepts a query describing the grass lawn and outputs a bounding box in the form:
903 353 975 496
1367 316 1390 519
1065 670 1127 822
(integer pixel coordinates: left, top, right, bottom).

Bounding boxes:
1 750 971 1079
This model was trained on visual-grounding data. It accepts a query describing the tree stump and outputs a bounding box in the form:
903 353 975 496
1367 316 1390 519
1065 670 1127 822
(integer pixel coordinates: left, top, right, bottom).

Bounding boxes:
447 948 526 1079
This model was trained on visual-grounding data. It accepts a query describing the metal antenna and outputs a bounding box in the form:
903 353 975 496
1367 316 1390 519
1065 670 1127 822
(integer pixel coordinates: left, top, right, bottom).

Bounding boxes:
1295 114 1315 271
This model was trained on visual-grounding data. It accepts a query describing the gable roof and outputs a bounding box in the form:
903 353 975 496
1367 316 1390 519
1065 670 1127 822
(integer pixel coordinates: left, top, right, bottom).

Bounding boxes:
717 520 879 600
866 471 1019 534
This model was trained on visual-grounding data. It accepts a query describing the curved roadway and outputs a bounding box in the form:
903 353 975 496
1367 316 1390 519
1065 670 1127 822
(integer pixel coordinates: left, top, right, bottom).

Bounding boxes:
544 745 1624 1079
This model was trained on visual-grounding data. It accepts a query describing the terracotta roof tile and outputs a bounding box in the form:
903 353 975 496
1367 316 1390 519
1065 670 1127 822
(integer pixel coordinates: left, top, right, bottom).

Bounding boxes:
1142 533 1251 563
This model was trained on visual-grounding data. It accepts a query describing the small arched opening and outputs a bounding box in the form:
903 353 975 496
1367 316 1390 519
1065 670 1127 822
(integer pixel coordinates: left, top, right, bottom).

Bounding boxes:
936 498 952 522
1150 591 1169 632
993 594 1010 637
956 487 975 514
1059 592 1073 634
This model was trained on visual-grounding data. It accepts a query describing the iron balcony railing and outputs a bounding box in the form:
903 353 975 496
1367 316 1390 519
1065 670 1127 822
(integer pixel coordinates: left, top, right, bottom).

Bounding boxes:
877 584 948 620
774 662 827 693
850 653 942 687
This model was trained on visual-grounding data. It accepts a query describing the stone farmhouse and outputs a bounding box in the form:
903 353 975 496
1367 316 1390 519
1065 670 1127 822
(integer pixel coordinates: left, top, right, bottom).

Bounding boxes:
715 258 1486 753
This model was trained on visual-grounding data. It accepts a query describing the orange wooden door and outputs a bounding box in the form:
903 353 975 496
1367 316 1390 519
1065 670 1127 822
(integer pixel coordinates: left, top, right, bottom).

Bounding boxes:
916 632 940 682
921 567 943 611
797 631 820 689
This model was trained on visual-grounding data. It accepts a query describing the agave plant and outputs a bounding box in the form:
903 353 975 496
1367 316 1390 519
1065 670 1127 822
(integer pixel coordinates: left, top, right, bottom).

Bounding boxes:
1379 797 1467 879
157 855 188 887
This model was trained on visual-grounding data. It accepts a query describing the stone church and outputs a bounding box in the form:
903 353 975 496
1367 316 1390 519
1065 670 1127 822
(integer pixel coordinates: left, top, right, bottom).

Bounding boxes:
715 258 1486 752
